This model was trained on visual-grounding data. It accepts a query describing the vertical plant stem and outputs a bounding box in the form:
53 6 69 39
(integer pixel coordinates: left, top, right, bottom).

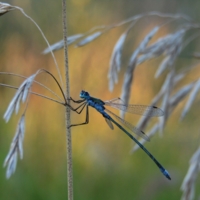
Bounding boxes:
62 0 73 199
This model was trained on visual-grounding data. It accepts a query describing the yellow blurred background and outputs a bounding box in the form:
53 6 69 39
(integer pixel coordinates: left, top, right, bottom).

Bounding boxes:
0 0 200 199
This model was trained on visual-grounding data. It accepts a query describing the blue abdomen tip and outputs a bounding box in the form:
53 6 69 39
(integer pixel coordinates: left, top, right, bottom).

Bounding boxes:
163 169 171 180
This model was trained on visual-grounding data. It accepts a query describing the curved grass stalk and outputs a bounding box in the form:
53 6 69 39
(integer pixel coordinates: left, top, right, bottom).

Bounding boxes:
0 72 64 102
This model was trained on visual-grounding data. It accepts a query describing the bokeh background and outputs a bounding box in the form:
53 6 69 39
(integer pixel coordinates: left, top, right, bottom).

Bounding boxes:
0 0 200 199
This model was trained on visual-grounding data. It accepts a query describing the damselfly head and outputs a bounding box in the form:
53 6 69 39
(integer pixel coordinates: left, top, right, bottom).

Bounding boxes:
80 90 90 99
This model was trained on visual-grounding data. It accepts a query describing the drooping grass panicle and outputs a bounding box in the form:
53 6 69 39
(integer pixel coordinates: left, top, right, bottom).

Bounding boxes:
120 26 160 117
131 87 185 152
43 11 193 54
133 83 190 153
2 68 68 179
131 71 188 151
3 114 25 179
3 69 67 123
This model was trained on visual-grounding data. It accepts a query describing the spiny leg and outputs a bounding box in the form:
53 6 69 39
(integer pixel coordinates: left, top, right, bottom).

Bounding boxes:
68 105 89 128
68 97 85 104
65 97 86 114
71 102 87 114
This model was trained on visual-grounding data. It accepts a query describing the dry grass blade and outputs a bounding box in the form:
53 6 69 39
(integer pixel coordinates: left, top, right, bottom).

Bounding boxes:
181 79 200 120
120 27 159 116
181 147 200 200
0 2 14 16
42 34 83 54
76 31 102 47
4 74 36 122
3 115 25 179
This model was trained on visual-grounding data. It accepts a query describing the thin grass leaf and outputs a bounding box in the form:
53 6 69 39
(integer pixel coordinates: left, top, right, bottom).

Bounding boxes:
76 31 102 47
4 115 25 179
132 72 190 152
181 79 200 120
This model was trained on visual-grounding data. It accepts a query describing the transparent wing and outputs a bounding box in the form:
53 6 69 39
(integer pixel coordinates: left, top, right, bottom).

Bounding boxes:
104 98 164 117
105 108 150 141
105 118 114 130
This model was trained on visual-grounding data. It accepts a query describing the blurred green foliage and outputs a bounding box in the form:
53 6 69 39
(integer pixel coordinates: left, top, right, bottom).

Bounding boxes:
1 0 200 199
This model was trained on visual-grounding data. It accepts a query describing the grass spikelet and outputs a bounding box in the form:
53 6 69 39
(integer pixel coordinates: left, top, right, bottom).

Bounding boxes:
120 27 159 116
3 74 36 122
0 2 14 16
76 31 102 47
3 115 25 179
42 34 83 54
181 79 200 120
108 31 129 91
181 147 200 200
